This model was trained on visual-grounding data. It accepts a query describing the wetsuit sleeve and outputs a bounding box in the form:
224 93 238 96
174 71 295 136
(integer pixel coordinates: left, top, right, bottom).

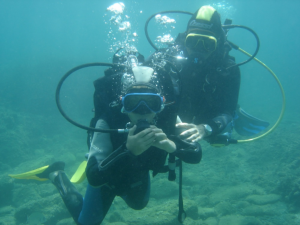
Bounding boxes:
201 64 241 136
169 135 202 164
86 119 136 187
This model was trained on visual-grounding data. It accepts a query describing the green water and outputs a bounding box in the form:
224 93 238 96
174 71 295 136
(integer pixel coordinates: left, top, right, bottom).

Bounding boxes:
0 0 299 224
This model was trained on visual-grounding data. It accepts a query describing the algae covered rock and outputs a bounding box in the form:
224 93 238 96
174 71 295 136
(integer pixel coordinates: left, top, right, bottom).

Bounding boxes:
14 194 68 224
0 206 15 216
0 175 14 207
241 204 277 217
0 206 16 225
219 215 261 225
108 211 125 223
209 184 264 205
276 175 300 209
215 201 234 216
0 214 16 225
105 222 127 225
116 199 178 225
203 217 218 225
198 207 216 220
194 195 209 207
185 204 198 220
180 217 204 225
56 217 77 225
151 178 178 200
246 194 281 205
236 201 250 210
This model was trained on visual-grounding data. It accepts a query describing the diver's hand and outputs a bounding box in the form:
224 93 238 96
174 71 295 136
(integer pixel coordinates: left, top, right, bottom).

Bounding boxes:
176 123 207 142
126 125 155 156
150 125 176 153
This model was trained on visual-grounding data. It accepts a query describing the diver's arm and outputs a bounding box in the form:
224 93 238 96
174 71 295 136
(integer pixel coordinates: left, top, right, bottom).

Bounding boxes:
87 121 158 187
187 60 241 137
176 113 235 142
87 145 137 187
204 114 233 136
89 120 114 160
86 119 113 186
86 119 136 187
207 62 241 136
94 126 157 173
151 125 201 164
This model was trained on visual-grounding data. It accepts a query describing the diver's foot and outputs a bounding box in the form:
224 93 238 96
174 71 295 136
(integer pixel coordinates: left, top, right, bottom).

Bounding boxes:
49 170 75 197
49 171 60 183
36 161 65 179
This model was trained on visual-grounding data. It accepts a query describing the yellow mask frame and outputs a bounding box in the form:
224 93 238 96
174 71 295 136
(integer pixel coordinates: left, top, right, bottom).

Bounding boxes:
185 33 217 52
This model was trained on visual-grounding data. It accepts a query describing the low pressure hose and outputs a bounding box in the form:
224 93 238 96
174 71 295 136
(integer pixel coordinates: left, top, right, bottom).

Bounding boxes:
55 62 128 133
234 47 286 143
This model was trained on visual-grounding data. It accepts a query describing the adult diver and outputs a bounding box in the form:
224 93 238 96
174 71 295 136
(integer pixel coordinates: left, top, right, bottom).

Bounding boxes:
144 5 276 146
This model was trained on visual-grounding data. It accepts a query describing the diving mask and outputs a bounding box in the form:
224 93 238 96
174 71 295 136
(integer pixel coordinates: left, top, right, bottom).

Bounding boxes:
185 33 217 52
122 93 164 114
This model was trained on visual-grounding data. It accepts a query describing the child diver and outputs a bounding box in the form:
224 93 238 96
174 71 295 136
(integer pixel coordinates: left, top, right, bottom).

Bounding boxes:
10 65 201 225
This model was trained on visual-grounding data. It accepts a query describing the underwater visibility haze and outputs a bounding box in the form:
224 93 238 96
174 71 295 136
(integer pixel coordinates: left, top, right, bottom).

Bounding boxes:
0 0 300 224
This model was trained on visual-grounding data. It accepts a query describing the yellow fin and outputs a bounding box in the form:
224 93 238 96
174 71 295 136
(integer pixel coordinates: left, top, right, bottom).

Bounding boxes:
70 161 87 184
8 165 49 181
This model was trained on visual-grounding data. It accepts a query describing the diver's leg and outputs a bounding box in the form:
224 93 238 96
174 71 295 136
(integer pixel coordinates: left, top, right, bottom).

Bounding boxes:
34 161 83 223
50 171 83 223
35 161 65 179
78 184 115 225
121 171 150 210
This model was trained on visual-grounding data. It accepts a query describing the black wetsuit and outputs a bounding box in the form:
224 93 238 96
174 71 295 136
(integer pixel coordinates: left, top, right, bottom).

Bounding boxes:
67 68 202 225
145 33 241 138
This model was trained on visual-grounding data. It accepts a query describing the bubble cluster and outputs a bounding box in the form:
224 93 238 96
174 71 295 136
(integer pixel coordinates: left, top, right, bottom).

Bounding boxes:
155 14 176 25
107 2 125 15
118 21 131 31
154 14 176 48
211 1 236 21
106 2 131 32
121 73 136 94
156 34 174 44
105 2 138 55
149 44 186 74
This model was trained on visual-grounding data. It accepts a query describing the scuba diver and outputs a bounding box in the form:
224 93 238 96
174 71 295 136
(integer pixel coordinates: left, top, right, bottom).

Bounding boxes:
145 5 269 145
10 64 201 225
9 4 284 224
